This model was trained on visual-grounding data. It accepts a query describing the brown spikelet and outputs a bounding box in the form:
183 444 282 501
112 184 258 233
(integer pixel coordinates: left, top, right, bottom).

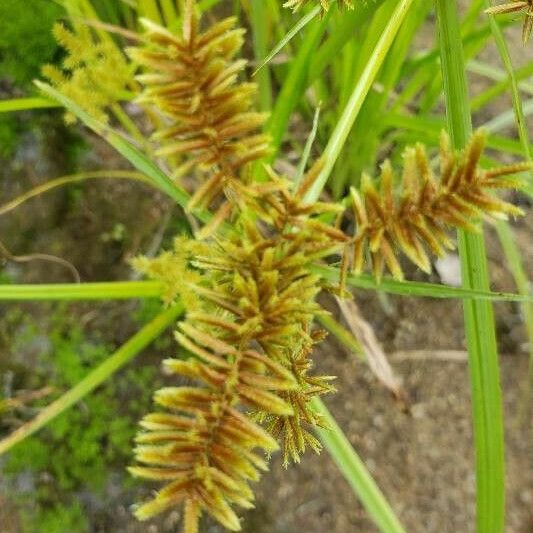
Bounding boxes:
128 7 270 231
485 1 533 44
131 162 348 532
345 130 529 282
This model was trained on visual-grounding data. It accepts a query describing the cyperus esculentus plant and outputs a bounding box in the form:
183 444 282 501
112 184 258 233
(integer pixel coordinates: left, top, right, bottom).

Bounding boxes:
2 1 533 532
130 133 528 531
122 4 531 532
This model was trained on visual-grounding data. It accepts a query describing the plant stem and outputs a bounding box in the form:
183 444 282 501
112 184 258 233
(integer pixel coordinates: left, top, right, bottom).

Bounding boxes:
250 0 273 111
0 97 58 113
0 303 184 455
312 265 531 302
494 221 533 412
159 0 178 26
485 0 533 403
304 0 416 203
436 1 505 531
311 398 405 533
0 281 163 301
111 103 148 147
34 81 202 218
317 313 365 360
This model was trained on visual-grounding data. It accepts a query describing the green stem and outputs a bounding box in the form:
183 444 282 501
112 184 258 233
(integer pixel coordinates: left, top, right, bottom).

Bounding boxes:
34 81 201 218
0 303 184 455
304 0 416 203
0 281 163 301
0 97 59 113
317 313 365 359
312 265 531 302
486 0 533 416
138 0 162 23
311 398 405 533
436 1 505 531
111 103 148 148
159 0 178 26
250 0 273 111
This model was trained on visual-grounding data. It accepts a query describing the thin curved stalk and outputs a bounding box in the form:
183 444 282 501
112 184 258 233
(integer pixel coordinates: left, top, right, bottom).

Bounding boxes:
436 1 505 531
0 303 183 455
34 81 213 222
0 171 151 216
254 4 322 75
317 313 365 359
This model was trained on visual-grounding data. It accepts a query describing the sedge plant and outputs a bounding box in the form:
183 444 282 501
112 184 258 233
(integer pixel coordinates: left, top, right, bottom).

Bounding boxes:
1 1 532 532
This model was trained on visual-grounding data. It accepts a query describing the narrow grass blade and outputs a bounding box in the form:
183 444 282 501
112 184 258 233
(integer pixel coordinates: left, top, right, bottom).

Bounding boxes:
296 105 321 184
436 1 505 530
485 0 533 410
267 12 331 155
254 5 321 75
138 0 162 23
0 303 183 455
317 313 365 359
494 221 533 411
311 398 406 533
250 0 273 111
304 0 416 203
312 265 532 302
0 281 163 301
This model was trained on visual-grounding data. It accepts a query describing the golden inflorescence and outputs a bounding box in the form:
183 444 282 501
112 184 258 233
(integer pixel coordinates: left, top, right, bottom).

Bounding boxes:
131 162 345 532
128 8 270 235
43 23 133 124
126 4 530 533
347 131 528 281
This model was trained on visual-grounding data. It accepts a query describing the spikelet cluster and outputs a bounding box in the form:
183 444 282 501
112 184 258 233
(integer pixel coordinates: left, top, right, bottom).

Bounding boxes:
283 0 354 11
127 4 530 532
128 7 270 229
346 130 528 281
485 1 533 44
42 23 133 124
131 163 347 532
